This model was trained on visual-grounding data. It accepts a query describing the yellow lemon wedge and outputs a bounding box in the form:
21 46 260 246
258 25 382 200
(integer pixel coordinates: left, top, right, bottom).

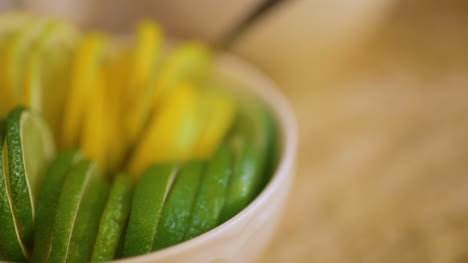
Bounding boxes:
0 12 34 115
152 41 211 104
192 90 236 159
23 19 80 139
0 18 46 115
128 81 201 177
123 20 163 146
81 69 111 167
62 34 107 148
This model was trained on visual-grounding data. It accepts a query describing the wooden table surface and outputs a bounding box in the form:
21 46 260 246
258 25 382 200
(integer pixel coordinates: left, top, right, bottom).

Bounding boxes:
260 2 468 262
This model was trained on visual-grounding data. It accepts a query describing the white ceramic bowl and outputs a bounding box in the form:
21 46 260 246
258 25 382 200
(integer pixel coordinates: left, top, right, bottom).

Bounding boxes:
114 54 298 263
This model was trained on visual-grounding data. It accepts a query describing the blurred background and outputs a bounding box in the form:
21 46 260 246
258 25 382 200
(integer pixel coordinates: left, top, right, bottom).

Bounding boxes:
7 0 468 262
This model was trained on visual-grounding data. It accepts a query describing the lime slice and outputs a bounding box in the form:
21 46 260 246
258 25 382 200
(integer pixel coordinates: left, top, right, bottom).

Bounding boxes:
24 19 80 140
153 161 204 250
219 101 277 222
185 145 233 239
0 119 28 261
49 160 109 263
219 137 261 223
33 149 83 263
6 106 55 247
123 164 178 257
92 173 133 262
61 34 107 148
129 82 201 177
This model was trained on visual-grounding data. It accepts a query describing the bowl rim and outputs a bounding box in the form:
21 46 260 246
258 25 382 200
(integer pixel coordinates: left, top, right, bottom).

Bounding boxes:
114 52 298 262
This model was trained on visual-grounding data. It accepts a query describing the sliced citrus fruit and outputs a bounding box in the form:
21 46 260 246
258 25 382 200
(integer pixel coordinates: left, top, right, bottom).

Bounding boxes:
123 20 163 146
192 89 236 159
128 82 201 177
123 164 178 257
220 101 278 222
0 119 28 261
0 13 34 115
33 149 83 263
81 69 112 167
3 19 47 109
152 42 211 104
49 160 109 263
153 161 204 250
61 34 107 148
92 173 133 262
219 137 261 223
24 19 80 140
185 145 233 239
6 106 55 247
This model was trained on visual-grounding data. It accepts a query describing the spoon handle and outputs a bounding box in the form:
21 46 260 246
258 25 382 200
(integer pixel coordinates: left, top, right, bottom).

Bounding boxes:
215 0 288 50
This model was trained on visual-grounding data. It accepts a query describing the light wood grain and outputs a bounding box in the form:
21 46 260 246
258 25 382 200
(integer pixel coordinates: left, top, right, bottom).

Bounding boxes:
260 1 468 262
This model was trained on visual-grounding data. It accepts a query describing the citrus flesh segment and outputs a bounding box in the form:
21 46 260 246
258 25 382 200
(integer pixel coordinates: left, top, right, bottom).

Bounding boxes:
123 164 177 257
153 161 204 250
61 34 107 149
6 106 55 247
128 82 201 177
49 160 108 263
33 149 83 263
185 145 233 239
0 119 28 261
91 173 133 262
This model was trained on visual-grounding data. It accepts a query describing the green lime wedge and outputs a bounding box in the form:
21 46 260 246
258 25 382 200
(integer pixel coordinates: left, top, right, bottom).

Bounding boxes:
219 102 277 223
123 164 178 257
185 145 233 240
6 106 55 247
0 119 28 261
92 173 133 262
219 137 261 223
49 160 109 263
153 161 204 250
32 149 83 263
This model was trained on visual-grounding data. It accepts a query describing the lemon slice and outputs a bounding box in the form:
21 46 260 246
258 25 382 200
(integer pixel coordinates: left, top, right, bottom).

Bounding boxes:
0 12 33 115
152 42 211 104
128 81 201 177
2 19 47 110
6 107 55 248
0 119 28 261
61 34 108 148
124 20 163 146
192 89 236 159
24 19 80 140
